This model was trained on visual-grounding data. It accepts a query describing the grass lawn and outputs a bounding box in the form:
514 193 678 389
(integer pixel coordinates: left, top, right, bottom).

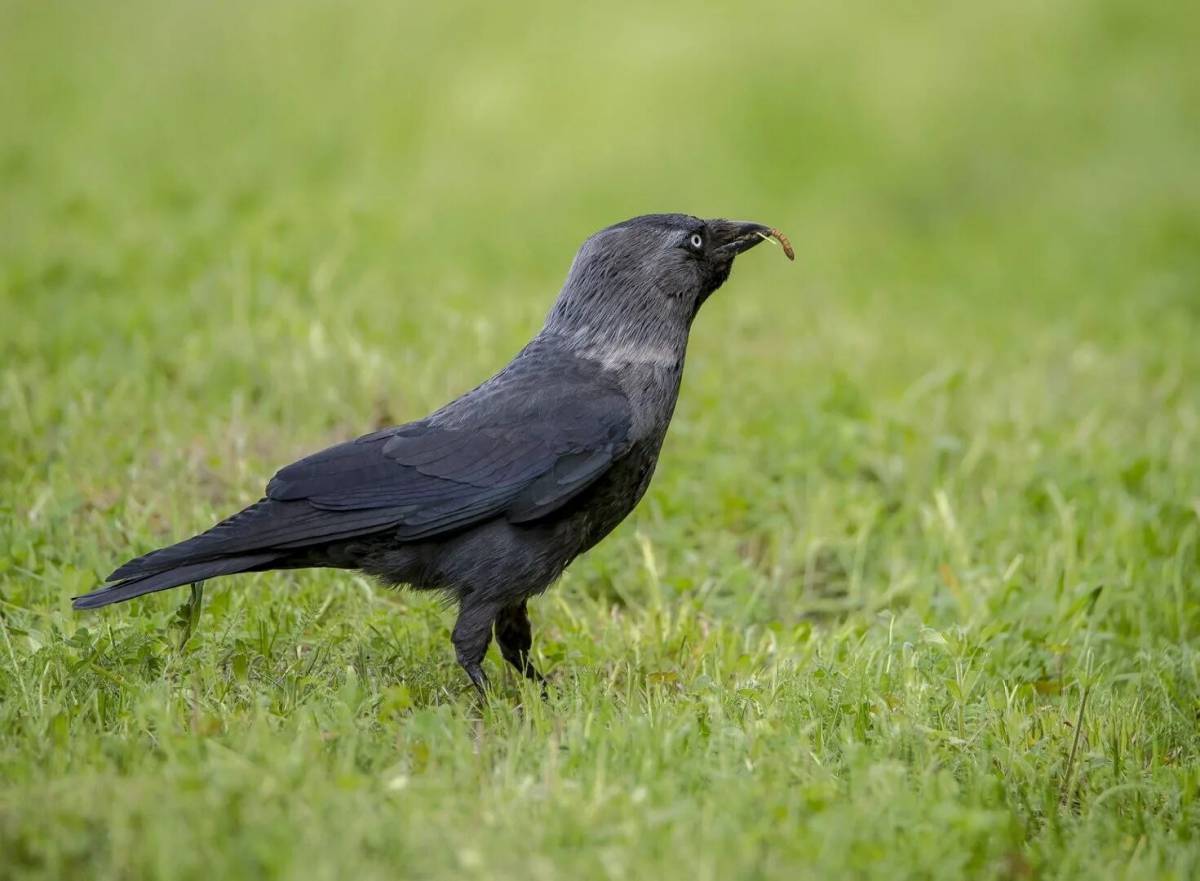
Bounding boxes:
2 1 1198 878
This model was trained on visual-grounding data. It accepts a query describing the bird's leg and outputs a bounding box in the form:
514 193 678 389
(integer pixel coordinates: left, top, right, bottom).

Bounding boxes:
451 599 499 698
496 600 546 686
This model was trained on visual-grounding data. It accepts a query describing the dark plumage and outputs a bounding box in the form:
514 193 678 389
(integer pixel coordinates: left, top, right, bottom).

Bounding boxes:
74 214 791 692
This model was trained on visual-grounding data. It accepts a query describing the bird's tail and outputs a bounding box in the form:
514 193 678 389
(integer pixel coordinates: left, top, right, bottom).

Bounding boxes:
72 551 282 609
75 496 399 611
74 499 303 610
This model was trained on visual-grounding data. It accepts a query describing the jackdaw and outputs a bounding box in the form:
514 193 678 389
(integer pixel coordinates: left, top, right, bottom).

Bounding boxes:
74 213 792 692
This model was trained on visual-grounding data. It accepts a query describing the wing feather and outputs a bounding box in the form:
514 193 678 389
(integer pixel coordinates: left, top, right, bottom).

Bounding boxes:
118 350 635 578
260 354 634 541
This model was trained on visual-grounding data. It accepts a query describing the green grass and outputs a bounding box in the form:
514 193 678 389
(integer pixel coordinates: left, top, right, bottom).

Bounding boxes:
2 0 1199 878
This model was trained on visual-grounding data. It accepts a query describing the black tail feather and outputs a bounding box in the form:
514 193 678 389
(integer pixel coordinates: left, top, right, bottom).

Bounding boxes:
73 552 281 610
105 498 403 583
105 501 278 582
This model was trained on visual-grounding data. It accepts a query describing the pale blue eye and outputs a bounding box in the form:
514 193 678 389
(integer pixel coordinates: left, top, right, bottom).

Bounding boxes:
689 233 703 249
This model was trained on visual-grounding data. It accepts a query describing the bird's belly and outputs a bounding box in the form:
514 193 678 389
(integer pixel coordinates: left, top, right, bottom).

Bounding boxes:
556 445 659 555
353 442 661 602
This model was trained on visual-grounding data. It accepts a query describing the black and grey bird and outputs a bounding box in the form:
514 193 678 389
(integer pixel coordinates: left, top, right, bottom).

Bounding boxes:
74 214 792 692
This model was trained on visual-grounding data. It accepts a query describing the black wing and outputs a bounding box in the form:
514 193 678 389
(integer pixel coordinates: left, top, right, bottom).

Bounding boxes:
102 351 633 584
266 418 626 538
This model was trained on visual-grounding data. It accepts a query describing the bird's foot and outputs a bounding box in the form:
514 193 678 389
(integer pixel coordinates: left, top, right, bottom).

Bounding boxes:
463 663 489 700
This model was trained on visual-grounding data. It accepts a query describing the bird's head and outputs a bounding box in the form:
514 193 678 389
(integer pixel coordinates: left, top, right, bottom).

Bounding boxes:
546 213 792 356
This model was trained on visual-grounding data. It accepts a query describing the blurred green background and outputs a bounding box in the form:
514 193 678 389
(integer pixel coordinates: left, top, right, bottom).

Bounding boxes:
1 1 1198 879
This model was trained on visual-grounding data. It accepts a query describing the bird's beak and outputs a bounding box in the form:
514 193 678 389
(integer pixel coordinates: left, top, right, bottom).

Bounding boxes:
708 220 795 261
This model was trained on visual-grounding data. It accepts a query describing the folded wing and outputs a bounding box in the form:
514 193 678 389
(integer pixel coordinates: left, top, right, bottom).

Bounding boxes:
100 357 633 589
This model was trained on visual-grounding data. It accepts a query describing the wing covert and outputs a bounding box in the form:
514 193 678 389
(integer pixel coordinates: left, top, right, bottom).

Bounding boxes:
263 362 632 541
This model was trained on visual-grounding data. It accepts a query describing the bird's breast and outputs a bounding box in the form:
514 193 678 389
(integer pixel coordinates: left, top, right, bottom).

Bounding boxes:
607 361 684 443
